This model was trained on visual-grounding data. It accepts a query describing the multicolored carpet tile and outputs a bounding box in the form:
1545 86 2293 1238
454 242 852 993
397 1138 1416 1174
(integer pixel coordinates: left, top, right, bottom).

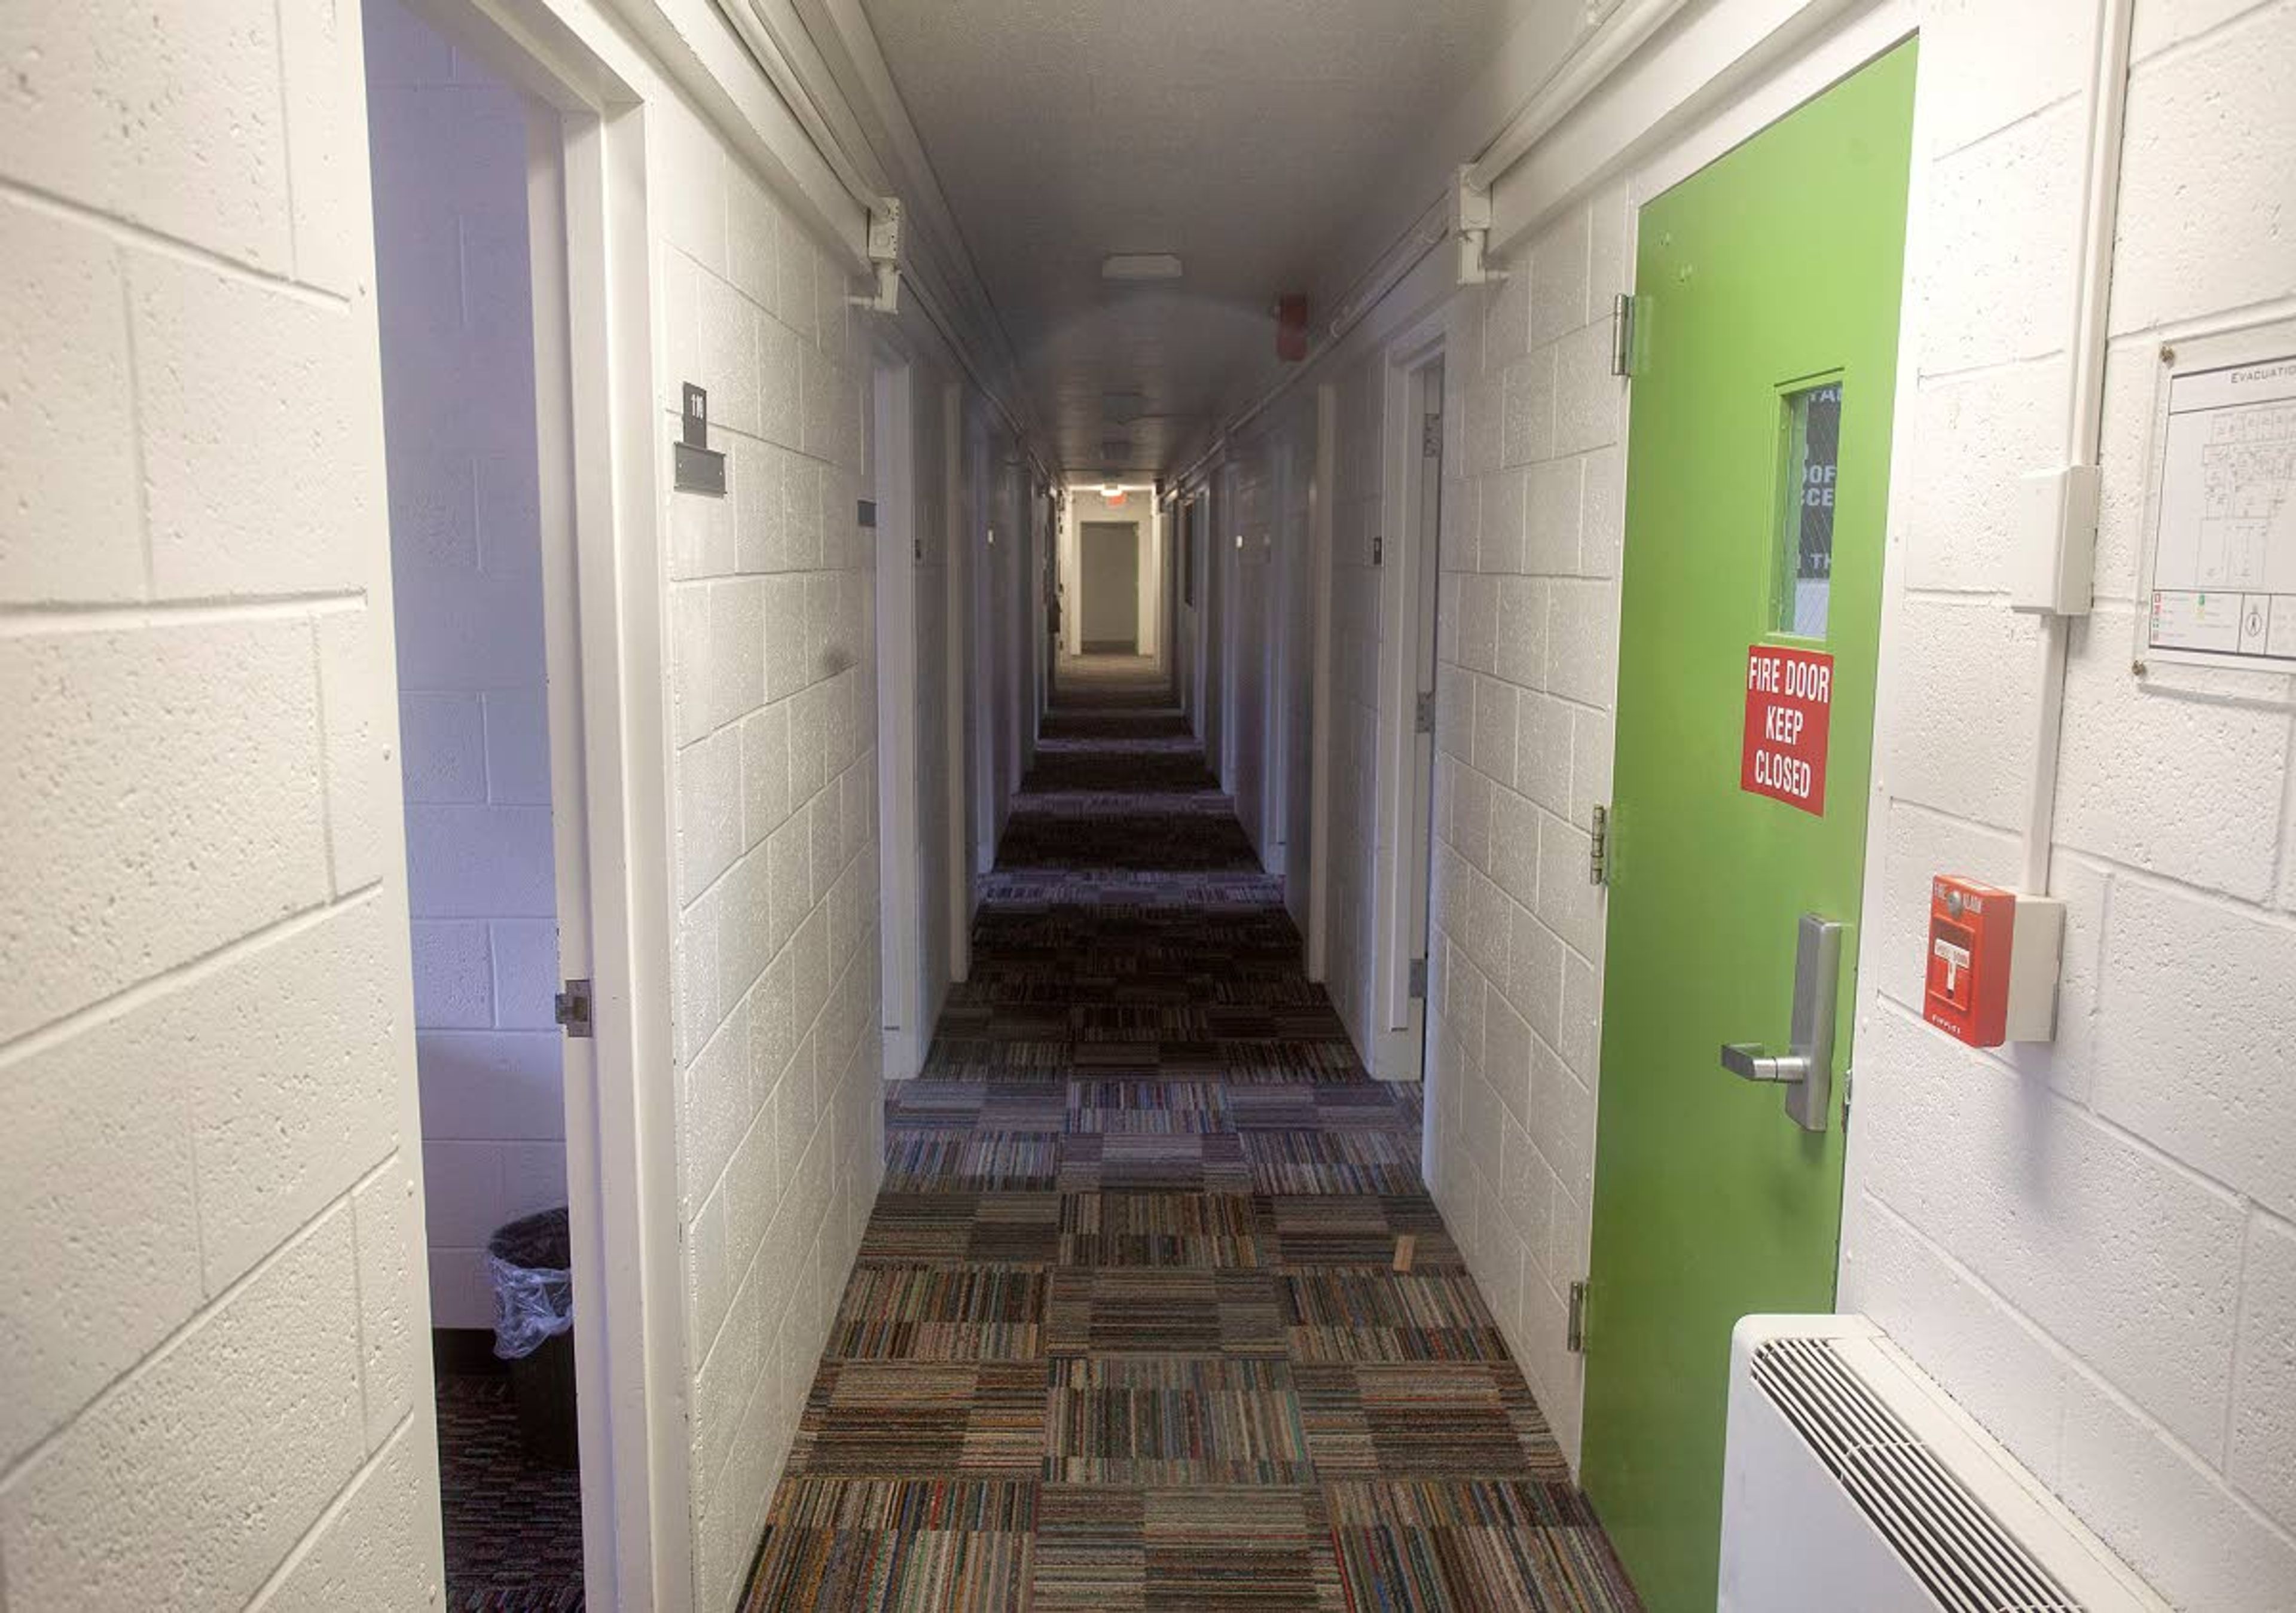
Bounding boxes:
741 655 1639 1611
436 1370 587 1611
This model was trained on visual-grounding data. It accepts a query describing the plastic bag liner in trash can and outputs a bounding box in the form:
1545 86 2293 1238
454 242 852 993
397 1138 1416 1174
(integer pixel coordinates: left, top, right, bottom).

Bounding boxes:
487 1207 579 1467
487 1207 574 1359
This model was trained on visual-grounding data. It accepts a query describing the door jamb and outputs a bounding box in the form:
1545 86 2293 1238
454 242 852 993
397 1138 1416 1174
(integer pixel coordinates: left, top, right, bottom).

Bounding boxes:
435 3 688 1604
871 350 925 1079
1306 384 1339 980
1373 314 1449 1079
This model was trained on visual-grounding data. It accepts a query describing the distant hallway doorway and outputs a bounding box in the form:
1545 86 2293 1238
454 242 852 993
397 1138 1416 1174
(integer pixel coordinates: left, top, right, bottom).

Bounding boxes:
1080 520 1142 653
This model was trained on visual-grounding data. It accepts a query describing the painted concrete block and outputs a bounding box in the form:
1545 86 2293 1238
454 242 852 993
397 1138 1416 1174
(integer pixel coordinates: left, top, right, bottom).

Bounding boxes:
1550 323 1620 459
192 901 404 1291
2092 878 2296 1218
490 919 562 1031
411 920 494 1029
0 200 141 603
677 722 745 904
1525 456 1583 578
1541 578 1616 710
1880 595 2039 830
1839 1197 2068 1486
728 170 783 319
0 973 205 1469
0 1209 362 1613
256 1421 441 1612
0 0 293 271
1918 0 2087 158
401 694 488 805
352 1160 423 1452
0 621 329 1042
657 109 728 277
1858 1007 2243 1454
2056 609 2288 901
482 688 553 806
413 1031 566 1142
133 253 377 598
420 1140 503 1250
2112 9 2296 335
1900 359 2068 593
2229 1211 2296 1532
1913 106 2078 375
2059 1368 2296 1613
317 610 407 897
404 805 557 919
1500 350 1556 469
1529 205 1590 352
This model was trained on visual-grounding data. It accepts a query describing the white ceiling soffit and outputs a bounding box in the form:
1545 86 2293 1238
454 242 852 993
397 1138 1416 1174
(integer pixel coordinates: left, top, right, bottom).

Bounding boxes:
856 0 1600 476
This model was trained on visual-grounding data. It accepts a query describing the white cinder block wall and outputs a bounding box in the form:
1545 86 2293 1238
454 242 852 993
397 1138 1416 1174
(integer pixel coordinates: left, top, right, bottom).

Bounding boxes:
0 0 442 1607
367 0 570 1333
1263 2 2295 1605
1836 2 2296 1606
648 66 888 1608
1423 187 1631 1468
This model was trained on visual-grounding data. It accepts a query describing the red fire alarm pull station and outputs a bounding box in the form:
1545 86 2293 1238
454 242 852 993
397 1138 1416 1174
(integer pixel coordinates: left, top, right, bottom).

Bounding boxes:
1924 876 2066 1047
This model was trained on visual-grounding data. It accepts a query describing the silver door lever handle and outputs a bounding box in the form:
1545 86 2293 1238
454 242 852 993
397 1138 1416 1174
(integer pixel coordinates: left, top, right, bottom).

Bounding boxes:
1720 1043 1813 1085
1717 914 1845 1132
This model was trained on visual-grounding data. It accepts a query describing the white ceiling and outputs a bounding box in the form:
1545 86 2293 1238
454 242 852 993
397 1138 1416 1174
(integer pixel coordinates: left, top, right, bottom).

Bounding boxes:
860 0 1526 478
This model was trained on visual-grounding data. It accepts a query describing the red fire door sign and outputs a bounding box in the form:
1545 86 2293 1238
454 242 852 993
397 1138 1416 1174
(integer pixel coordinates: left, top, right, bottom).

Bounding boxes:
1741 644 1833 815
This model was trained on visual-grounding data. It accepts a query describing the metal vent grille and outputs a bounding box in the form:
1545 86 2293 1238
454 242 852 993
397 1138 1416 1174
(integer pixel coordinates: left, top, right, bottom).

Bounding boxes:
1751 1338 2086 1613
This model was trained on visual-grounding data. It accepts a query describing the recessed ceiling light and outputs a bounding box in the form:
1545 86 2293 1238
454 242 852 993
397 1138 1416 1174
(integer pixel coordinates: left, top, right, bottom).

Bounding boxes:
1102 253 1183 282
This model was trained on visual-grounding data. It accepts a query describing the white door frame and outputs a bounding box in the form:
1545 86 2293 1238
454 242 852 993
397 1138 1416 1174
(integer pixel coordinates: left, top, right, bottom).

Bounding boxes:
871 352 926 1079
1372 318 1449 1080
944 387 978 967
1306 384 1338 979
427 2 688 1603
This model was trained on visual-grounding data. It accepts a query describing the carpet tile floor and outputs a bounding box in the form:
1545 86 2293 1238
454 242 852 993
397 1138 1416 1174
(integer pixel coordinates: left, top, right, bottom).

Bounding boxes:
741 655 1639 1611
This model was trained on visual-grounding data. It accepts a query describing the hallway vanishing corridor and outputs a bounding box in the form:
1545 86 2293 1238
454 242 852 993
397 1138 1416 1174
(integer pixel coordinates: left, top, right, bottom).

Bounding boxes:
737 657 1641 1610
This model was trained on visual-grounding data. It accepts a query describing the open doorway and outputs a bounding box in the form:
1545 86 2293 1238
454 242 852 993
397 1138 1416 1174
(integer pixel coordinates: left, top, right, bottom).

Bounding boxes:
1373 340 1446 1081
364 4 587 1599
1079 521 1142 652
363 2 684 1602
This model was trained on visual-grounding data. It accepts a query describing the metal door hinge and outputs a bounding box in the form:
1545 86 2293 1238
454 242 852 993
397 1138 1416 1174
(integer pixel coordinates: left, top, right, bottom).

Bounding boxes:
1842 1067 1855 1135
1407 957 1429 1000
1371 533 1384 566
1588 804 1611 886
1422 411 1443 458
1415 690 1437 735
554 979 594 1038
1567 1280 1589 1354
1609 293 1639 377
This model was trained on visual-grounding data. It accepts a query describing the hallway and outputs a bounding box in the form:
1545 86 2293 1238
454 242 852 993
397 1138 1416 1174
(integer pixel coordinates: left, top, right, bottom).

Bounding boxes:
738 658 1639 1609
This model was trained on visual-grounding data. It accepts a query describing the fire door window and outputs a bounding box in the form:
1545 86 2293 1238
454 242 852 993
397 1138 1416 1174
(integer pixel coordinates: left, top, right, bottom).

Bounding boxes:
1774 379 1842 639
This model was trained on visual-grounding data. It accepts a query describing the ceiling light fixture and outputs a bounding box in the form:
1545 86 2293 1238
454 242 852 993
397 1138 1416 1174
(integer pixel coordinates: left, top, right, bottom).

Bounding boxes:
1101 253 1183 282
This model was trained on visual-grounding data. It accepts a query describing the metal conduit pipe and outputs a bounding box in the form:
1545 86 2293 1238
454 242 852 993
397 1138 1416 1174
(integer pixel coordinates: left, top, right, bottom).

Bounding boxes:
2022 0 2136 894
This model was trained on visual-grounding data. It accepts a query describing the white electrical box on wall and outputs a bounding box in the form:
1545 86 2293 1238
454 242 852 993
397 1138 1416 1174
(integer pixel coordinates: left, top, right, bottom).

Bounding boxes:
2135 317 2296 673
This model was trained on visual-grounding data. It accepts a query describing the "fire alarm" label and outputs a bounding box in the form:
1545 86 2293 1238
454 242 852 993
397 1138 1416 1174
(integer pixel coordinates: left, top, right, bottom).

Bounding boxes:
1741 644 1833 815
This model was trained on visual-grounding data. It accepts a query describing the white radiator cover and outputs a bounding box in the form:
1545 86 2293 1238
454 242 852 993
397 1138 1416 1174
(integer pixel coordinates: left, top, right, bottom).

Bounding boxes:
1720 1315 2169 1613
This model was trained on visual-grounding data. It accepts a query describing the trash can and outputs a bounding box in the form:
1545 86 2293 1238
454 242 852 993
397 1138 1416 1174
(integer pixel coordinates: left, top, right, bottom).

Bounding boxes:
486 1207 579 1468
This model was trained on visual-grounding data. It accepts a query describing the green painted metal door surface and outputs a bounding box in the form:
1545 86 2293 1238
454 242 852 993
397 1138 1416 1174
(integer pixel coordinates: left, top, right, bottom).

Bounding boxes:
1580 42 1916 1612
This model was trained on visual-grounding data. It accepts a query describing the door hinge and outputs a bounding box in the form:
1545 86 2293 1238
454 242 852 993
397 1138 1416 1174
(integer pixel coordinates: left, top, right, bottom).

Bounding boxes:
1609 293 1639 377
1842 1066 1855 1135
1422 411 1443 458
1371 533 1384 566
1588 804 1611 887
1567 1279 1590 1354
554 979 594 1038
1415 690 1437 735
1407 957 1429 1000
